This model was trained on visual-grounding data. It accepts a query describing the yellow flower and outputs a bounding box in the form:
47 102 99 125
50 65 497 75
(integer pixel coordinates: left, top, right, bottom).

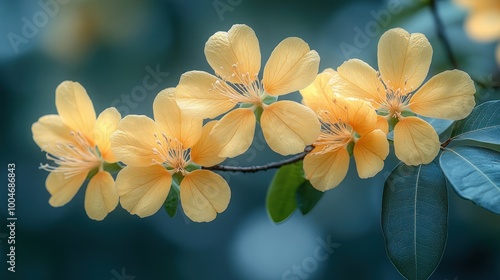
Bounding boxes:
110 88 230 222
176 24 321 157
300 71 389 191
454 0 500 63
32 81 121 221
334 28 476 166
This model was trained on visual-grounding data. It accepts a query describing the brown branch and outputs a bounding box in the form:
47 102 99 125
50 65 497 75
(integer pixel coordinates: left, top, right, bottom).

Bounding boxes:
204 146 313 173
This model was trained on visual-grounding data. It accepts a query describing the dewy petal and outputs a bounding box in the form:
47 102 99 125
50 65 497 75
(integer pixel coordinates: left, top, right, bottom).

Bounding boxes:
378 28 433 92
394 117 440 166
336 59 385 107
94 107 121 163
191 121 226 167
55 81 97 142
84 171 118 221
303 146 350 191
46 171 87 207
32 114 74 155
261 100 320 155
353 130 389 178
209 108 256 158
115 165 172 218
154 88 202 148
410 70 476 120
465 11 500 41
176 71 236 119
180 170 230 222
110 115 163 167
263 37 320 96
205 24 261 83
300 70 336 113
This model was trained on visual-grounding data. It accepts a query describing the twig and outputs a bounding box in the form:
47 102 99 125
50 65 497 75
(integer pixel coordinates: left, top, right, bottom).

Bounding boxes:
429 0 459 69
204 146 313 173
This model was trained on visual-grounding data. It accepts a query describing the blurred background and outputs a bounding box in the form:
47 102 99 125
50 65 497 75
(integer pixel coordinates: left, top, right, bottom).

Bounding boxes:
1 0 499 279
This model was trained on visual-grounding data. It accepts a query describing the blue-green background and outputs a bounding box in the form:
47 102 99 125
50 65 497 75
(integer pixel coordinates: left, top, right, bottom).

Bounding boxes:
1 0 499 279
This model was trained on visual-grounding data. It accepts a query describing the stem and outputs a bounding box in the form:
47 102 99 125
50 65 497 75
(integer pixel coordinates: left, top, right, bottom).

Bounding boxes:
204 146 313 173
429 0 459 69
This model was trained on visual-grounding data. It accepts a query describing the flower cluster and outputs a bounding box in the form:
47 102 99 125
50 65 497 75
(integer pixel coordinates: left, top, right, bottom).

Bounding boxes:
32 25 476 222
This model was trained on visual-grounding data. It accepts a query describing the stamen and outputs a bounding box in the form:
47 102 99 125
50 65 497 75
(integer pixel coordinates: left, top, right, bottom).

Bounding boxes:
153 132 190 175
39 131 102 178
211 64 264 104
313 109 354 155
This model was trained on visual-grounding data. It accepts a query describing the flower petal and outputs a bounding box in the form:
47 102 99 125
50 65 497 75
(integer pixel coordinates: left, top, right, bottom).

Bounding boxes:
176 71 236 118
32 114 74 155
376 115 389 134
409 70 476 120
46 171 87 207
378 28 432 92
84 171 118 221
154 88 203 148
110 115 163 167
115 165 172 218
303 146 350 191
343 98 378 136
263 37 320 96
336 59 385 107
180 170 230 222
353 130 389 178
55 81 96 142
394 117 440 166
261 101 320 155
465 11 500 41
300 70 336 113
209 108 256 158
94 107 121 163
205 24 261 83
191 121 226 167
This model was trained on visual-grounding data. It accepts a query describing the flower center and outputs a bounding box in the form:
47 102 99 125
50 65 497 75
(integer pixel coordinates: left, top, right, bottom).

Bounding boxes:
313 110 354 154
378 77 413 119
210 64 264 105
40 131 102 178
152 132 190 175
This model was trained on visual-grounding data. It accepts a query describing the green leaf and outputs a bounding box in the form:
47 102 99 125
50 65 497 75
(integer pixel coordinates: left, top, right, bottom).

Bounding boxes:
382 162 448 280
164 185 179 218
440 146 500 214
164 180 180 218
296 180 323 215
266 162 305 223
451 100 500 146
